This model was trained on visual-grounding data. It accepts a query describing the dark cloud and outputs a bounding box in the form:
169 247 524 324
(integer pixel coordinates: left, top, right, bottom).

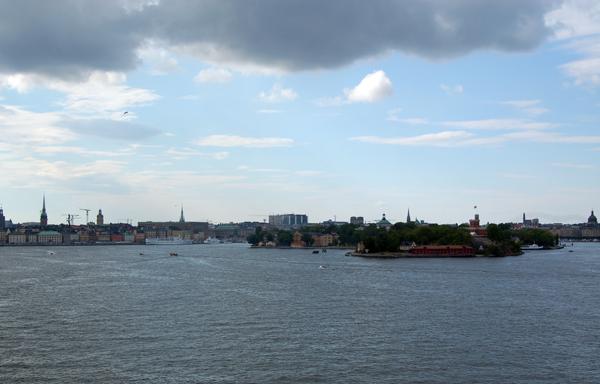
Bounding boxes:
65 119 161 141
0 0 558 76
0 0 143 78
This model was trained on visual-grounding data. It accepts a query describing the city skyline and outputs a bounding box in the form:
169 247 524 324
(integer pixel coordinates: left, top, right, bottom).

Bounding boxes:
1 1 599 224
0 194 596 227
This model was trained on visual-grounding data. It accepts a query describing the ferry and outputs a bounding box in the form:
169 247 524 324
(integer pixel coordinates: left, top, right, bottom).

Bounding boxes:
521 243 544 251
145 237 193 245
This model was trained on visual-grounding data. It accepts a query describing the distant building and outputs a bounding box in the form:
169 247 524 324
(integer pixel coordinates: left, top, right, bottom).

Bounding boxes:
97 209 104 225
40 195 48 227
8 232 26 245
376 213 392 230
321 219 348 226
350 216 364 225
313 233 337 247
0 207 5 229
522 212 539 228
268 214 308 229
468 214 487 236
588 210 598 226
38 230 62 245
291 231 304 248
406 209 411 223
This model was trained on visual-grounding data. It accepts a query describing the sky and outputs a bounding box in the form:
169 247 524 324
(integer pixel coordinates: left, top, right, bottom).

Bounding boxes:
1 0 600 225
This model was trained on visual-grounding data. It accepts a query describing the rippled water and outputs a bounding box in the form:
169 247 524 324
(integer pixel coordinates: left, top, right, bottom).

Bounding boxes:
1 243 599 383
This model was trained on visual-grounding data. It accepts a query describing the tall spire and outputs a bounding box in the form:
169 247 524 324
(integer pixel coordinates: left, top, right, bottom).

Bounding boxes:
40 194 48 226
179 204 185 223
406 209 411 223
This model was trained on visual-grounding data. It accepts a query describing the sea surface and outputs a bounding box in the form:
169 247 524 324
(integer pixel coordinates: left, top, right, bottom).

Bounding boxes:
1 243 599 383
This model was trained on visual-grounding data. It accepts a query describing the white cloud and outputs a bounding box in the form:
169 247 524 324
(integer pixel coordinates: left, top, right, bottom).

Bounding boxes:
350 129 600 148
350 131 472 146
0 71 159 118
137 42 179 75
52 72 159 117
347 70 393 103
440 83 464 95
545 0 600 39
0 105 74 145
258 83 298 103
194 67 233 84
560 57 600 86
195 135 294 148
546 1 600 87
165 147 230 160
501 99 549 116
552 162 594 169
442 118 555 130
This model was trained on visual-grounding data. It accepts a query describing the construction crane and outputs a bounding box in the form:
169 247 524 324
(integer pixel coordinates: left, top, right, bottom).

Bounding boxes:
80 208 91 224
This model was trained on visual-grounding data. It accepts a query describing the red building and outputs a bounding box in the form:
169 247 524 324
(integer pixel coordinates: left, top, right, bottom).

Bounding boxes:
409 245 475 257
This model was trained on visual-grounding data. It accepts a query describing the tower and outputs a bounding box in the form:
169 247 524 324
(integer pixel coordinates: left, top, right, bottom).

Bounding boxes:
97 209 104 225
523 212 526 224
179 205 185 223
0 206 5 229
40 195 48 227
406 209 411 223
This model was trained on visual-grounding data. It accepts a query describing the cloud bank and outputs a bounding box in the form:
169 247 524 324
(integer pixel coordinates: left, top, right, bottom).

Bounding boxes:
0 0 556 78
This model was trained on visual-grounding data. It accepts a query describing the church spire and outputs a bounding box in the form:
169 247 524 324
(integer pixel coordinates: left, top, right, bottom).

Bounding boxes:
40 194 48 226
179 204 185 223
406 209 411 223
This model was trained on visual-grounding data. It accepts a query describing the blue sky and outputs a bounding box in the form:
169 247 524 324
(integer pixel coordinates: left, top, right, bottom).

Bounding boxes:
0 0 599 225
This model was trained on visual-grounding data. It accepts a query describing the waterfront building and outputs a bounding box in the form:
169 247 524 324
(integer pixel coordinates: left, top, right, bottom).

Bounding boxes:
37 230 62 245
350 216 364 226
27 232 38 244
588 210 598 226
313 233 337 247
0 229 7 244
40 195 48 227
8 232 26 245
291 231 304 248
0 207 5 229
268 214 308 229
97 209 104 225
376 213 392 230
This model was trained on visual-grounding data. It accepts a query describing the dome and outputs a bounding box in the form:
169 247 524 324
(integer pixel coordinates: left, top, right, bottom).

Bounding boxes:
588 210 597 225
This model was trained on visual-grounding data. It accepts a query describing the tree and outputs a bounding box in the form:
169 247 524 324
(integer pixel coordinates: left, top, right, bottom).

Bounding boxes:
301 233 315 246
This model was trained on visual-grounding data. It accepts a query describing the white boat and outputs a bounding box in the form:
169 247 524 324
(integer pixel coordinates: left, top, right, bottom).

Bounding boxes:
203 237 222 244
145 237 193 245
521 243 544 251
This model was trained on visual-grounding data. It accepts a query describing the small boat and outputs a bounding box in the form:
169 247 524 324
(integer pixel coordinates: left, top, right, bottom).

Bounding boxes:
139 252 144 255
169 252 178 256
47 250 55 255
312 250 319 254
521 243 544 251
319 265 326 269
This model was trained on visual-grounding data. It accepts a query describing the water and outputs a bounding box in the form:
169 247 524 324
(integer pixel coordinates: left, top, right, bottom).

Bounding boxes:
1 243 599 383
